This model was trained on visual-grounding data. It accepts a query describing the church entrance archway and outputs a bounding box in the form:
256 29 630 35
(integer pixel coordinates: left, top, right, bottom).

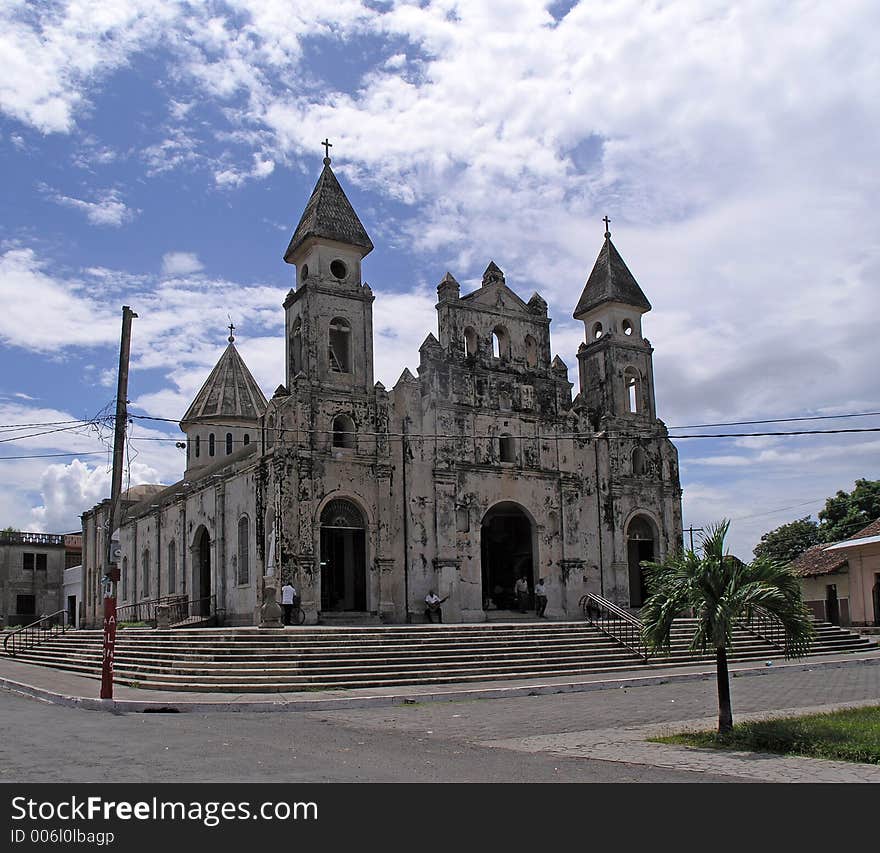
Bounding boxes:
320 499 367 612
193 526 212 616
627 515 656 608
481 502 535 611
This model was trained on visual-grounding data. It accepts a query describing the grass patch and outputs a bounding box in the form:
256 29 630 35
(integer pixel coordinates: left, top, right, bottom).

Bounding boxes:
653 706 880 765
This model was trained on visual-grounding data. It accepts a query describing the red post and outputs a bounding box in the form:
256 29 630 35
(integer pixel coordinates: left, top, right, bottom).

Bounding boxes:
100 595 117 699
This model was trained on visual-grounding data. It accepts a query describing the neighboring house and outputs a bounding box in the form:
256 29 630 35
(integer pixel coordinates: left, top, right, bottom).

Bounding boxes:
790 518 880 627
0 531 66 627
81 154 684 628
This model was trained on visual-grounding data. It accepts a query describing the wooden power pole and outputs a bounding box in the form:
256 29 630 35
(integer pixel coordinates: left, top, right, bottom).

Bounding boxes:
101 305 137 701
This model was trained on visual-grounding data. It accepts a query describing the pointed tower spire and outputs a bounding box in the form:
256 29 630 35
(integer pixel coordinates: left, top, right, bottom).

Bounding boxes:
574 220 650 320
283 147 373 264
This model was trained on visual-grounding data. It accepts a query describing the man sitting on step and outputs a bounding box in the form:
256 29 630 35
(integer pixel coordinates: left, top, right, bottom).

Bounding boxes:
425 590 447 624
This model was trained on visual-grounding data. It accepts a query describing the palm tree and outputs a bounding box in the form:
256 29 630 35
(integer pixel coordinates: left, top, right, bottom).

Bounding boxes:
640 519 815 734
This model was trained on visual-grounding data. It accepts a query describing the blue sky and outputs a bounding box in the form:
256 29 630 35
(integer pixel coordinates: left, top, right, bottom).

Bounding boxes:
1 0 878 557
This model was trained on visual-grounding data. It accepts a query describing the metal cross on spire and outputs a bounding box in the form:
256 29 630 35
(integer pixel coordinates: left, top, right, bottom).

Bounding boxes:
322 137 333 163
603 216 611 238
228 321 235 343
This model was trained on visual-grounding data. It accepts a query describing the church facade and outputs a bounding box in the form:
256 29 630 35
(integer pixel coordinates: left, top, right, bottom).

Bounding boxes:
81 155 683 627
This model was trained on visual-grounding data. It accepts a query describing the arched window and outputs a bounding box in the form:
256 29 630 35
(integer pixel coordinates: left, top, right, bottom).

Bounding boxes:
265 415 275 449
332 414 356 450
121 556 128 601
624 367 641 414
622 318 634 336
226 433 233 455
329 317 351 373
142 549 150 599
524 335 538 368
464 326 478 359
592 322 604 340
195 435 200 458
167 540 177 593
491 326 509 361
244 434 250 446
209 433 215 456
499 433 516 463
632 447 648 476
291 318 303 376
237 516 249 585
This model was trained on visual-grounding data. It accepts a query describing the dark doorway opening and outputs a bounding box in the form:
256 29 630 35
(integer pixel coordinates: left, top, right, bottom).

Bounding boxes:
481 502 534 611
627 516 656 608
873 574 880 626
826 584 840 626
67 595 76 628
320 500 367 612
194 528 211 617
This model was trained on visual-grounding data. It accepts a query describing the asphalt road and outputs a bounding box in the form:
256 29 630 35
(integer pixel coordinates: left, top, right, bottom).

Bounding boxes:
2 663 878 783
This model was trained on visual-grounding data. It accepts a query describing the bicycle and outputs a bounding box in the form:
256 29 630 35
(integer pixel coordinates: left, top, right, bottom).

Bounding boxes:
283 600 306 625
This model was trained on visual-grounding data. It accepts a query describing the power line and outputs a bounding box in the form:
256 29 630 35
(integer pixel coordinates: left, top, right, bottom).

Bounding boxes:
0 451 108 461
669 410 880 429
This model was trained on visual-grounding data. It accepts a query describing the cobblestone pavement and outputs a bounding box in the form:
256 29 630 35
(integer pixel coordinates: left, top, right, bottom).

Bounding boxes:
310 663 880 782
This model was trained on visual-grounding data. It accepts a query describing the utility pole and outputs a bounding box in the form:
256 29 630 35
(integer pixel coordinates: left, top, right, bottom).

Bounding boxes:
685 525 705 552
101 306 137 701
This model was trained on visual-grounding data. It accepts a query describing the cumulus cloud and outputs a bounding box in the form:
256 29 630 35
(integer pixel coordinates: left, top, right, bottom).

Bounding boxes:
161 251 204 277
45 186 137 227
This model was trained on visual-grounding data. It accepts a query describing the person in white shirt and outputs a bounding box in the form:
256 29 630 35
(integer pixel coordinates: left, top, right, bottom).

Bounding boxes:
515 575 529 613
281 581 298 626
424 589 446 624
534 578 547 617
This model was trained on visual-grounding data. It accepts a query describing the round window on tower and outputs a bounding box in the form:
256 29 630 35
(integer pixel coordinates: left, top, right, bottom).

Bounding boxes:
330 259 347 279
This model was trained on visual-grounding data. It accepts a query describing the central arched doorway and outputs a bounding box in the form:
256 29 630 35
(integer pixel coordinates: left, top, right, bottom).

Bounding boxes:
481 502 535 611
627 515 657 608
193 526 211 616
320 499 367 612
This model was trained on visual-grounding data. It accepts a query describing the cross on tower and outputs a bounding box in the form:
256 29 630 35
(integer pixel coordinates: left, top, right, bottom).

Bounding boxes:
322 138 333 160
603 215 611 237
228 322 235 343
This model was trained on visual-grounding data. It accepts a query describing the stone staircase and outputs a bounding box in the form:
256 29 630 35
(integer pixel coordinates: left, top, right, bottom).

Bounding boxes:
4 617 875 694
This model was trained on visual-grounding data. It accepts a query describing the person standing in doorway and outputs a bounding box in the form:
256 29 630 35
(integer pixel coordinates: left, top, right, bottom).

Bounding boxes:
515 575 529 613
534 578 548 617
281 579 297 626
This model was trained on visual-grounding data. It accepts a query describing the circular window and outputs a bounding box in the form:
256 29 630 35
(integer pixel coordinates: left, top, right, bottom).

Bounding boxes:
330 259 347 279
622 319 633 336
592 322 603 340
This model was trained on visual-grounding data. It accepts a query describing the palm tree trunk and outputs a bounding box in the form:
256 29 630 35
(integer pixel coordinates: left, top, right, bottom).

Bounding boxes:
715 646 733 734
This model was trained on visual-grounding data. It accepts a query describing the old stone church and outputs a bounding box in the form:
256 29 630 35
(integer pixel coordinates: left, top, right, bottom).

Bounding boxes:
81 154 683 627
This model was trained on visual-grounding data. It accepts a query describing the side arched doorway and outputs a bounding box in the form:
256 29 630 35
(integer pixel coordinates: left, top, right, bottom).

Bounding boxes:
320 499 367 612
192 526 211 616
481 502 535 611
627 515 657 608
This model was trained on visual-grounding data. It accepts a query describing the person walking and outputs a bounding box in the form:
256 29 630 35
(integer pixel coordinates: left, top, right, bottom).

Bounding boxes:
281 580 297 626
534 578 548 617
515 575 529 613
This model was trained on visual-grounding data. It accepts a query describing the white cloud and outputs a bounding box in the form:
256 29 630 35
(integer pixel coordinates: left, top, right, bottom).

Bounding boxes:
161 252 204 277
45 186 137 227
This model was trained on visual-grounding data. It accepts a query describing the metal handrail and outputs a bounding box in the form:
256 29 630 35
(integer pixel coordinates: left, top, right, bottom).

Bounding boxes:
116 594 186 627
740 609 786 651
3 609 69 656
159 594 220 626
579 593 649 663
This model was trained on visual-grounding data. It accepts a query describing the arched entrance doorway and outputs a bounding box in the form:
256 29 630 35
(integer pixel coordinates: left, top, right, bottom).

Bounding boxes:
481 502 535 611
627 515 656 608
192 526 211 616
320 499 367 612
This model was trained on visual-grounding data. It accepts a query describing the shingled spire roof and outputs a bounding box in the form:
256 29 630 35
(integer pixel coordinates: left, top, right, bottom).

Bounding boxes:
180 341 268 425
574 234 651 319
283 157 373 263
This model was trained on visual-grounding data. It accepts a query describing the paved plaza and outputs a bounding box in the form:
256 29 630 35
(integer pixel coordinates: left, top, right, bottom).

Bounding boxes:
1 651 879 782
